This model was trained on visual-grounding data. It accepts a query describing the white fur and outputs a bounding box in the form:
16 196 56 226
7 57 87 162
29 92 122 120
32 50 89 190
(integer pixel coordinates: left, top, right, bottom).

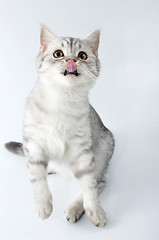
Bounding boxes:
24 72 93 173
22 26 110 227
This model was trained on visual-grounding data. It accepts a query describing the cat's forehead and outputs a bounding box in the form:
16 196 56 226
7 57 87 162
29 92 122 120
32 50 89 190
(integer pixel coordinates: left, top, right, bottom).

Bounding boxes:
56 37 91 56
61 37 82 50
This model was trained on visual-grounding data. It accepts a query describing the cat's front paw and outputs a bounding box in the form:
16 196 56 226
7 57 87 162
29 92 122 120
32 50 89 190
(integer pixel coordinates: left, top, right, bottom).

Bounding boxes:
35 196 53 220
85 205 107 227
65 202 85 223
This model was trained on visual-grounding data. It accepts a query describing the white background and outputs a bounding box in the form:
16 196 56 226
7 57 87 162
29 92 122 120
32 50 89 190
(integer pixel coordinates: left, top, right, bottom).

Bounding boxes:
0 0 159 239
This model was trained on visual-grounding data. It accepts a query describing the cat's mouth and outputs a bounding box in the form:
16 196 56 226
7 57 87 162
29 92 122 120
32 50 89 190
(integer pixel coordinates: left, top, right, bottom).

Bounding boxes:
64 70 78 76
63 59 78 76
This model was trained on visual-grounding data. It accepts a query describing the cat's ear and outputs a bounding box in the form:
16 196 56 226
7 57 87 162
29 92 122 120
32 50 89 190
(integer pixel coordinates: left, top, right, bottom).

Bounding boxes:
85 30 100 55
40 25 57 52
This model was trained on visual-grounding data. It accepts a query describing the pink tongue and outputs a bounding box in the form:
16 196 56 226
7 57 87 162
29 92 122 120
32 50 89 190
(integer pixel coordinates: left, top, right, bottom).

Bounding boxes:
66 60 77 73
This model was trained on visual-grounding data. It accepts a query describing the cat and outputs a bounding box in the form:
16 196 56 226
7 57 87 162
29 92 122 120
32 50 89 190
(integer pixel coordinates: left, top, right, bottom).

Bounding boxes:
5 25 115 227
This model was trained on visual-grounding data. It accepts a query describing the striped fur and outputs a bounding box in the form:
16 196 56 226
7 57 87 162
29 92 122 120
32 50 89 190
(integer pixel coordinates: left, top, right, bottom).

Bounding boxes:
5 25 115 227
5 142 24 156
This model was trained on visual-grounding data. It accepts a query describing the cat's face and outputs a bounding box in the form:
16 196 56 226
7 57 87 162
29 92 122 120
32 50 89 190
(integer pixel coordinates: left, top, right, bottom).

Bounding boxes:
37 25 100 89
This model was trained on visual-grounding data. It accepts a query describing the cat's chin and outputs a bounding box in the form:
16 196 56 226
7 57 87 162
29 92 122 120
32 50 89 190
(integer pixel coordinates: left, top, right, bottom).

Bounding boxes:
56 73 85 88
61 74 80 83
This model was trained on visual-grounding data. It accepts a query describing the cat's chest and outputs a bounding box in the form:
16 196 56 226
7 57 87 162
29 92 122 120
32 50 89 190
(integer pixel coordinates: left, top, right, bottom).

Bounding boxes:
35 113 90 159
25 94 90 159
25 105 78 141
38 111 78 134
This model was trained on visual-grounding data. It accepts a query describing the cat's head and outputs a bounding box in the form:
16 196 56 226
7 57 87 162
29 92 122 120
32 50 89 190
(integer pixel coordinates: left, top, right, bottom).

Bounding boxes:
37 25 100 89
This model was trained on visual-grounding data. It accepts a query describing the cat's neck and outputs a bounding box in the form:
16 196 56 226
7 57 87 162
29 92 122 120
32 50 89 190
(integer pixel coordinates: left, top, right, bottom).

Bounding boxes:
33 75 90 113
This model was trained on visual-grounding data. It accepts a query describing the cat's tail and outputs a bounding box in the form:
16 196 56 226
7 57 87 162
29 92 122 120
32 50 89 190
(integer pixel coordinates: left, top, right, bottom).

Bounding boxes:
5 141 24 156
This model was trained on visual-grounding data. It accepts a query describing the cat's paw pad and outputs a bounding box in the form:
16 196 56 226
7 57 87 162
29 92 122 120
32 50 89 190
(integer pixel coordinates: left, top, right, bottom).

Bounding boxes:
65 202 85 223
35 198 53 220
85 206 107 227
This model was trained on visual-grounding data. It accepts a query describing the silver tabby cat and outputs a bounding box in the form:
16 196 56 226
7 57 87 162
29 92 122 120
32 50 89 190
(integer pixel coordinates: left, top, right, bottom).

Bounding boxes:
5 25 115 227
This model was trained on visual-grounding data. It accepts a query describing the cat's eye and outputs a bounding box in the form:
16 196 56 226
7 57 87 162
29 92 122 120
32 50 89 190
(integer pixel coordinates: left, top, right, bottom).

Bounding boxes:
53 50 64 58
78 51 88 60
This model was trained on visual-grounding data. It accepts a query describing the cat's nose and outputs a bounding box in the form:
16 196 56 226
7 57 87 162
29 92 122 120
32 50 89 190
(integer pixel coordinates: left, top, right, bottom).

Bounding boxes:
66 58 77 62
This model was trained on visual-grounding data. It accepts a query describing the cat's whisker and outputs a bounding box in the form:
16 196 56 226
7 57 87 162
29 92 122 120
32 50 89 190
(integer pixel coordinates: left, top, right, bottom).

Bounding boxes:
48 64 64 72
80 66 98 78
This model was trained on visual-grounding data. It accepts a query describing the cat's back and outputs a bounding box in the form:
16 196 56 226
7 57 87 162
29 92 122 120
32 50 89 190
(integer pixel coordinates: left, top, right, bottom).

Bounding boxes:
89 105 109 136
89 104 114 159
